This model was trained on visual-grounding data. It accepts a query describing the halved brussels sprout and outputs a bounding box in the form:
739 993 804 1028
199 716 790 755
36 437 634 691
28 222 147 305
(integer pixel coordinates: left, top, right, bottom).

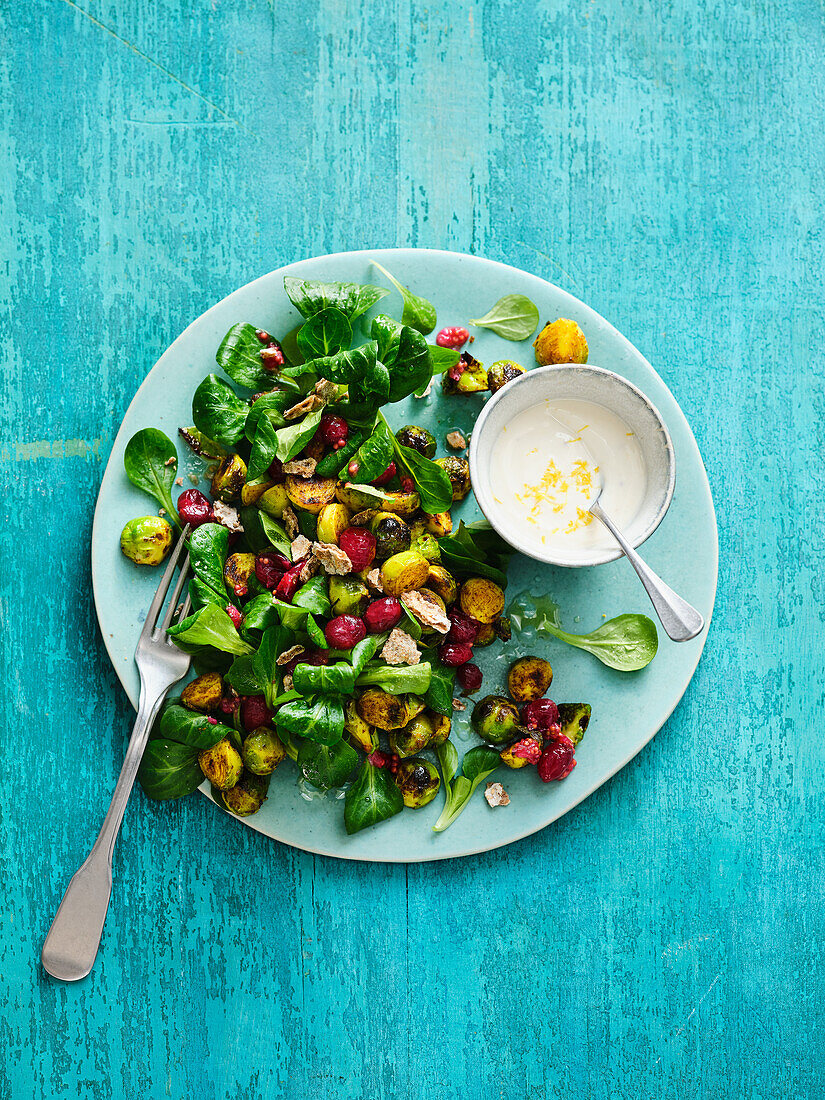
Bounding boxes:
488 360 525 394
258 483 289 517
394 758 440 807
473 622 496 647
435 456 471 502
426 564 457 605
500 737 542 769
199 737 243 790
389 713 435 757
441 352 488 395
224 552 256 597
370 512 411 559
459 577 505 623
345 699 377 753
329 575 369 616
285 474 337 515
471 695 521 744
380 551 431 596
356 689 414 730
410 528 441 562
428 710 451 746
241 479 274 506
181 672 223 713
377 489 420 518
120 516 173 566
242 728 286 775
557 703 592 746
533 318 588 365
423 511 453 537
221 771 269 815
507 656 553 703
211 453 247 502
316 502 351 544
395 425 437 458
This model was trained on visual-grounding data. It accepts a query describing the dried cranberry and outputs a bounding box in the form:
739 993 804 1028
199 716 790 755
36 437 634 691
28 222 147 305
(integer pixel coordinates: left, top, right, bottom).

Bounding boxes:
255 551 290 590
325 614 367 649
456 662 483 693
267 457 286 483
537 736 577 782
219 687 240 714
436 326 470 349
206 716 218 725
319 413 349 450
225 605 243 628
521 699 561 740
372 462 397 486
439 642 473 667
447 610 480 644
339 527 377 571
240 695 273 731
364 596 402 633
302 650 330 666
368 750 388 768
177 489 214 528
275 564 304 601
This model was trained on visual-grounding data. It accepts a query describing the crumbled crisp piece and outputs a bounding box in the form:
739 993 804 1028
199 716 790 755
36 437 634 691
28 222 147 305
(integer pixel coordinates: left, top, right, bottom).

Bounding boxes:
452 699 466 711
365 567 384 592
259 346 284 366
298 557 319 583
285 394 325 420
446 431 467 450
401 589 451 634
282 506 300 539
485 782 510 808
381 629 421 666
314 378 339 403
212 501 244 533
282 671 294 692
350 509 377 527
469 335 475 343
284 457 317 478
174 477 183 487
291 535 313 560
158 507 166 516
276 645 305 666
312 542 353 575
414 379 433 399
164 456 176 467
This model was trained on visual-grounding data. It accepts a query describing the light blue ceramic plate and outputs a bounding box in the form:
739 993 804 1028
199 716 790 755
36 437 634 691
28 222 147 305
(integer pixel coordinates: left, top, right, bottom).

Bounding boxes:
91 248 717 863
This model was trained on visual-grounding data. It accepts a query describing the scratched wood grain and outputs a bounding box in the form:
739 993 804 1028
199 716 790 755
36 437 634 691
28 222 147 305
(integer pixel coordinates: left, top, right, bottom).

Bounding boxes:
1 0 823 1097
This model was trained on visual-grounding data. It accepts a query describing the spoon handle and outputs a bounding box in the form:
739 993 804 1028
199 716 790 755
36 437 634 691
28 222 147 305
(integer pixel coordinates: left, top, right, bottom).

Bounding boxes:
590 500 705 642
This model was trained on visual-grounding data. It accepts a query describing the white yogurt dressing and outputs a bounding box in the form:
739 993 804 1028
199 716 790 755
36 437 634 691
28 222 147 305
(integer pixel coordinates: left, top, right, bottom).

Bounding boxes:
488 397 647 557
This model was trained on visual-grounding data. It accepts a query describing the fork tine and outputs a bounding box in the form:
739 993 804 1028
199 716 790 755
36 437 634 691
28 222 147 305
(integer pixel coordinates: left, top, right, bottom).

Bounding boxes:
158 553 191 636
167 593 192 643
140 524 191 641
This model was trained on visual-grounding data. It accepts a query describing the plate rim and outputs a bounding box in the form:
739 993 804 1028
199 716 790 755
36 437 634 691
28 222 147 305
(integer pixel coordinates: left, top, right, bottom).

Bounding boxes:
91 246 718 863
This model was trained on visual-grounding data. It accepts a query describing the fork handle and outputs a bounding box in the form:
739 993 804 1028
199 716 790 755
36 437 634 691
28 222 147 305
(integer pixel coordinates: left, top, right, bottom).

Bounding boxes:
41 686 164 982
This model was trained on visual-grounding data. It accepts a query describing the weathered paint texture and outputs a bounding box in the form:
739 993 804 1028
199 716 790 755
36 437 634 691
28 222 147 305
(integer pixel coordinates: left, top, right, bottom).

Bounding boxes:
1 1 823 1098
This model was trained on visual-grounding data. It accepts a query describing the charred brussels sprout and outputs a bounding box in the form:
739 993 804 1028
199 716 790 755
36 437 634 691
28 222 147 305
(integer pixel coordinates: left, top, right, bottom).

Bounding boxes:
436 456 471 502
258 483 289 517
222 771 269 815
494 616 512 642
389 713 435 757
557 703 592 746
380 551 430 596
395 424 437 458
409 524 441 563
376 489 420 518
224 552 256 597
120 516 173 566
471 695 521 744
356 688 414 730
507 656 553 702
473 622 496 647
241 479 274 506
370 512 411 559
459 577 505 623
428 711 451 746
488 360 526 394
241 728 286 775
423 511 453 537
198 737 243 790
211 453 247 502
395 758 441 808
500 737 542 769
442 352 488 395
316 502 351 544
533 318 588 365
426 564 457 605
345 699 377 753
181 672 223 713
285 474 337 515
329 575 369 616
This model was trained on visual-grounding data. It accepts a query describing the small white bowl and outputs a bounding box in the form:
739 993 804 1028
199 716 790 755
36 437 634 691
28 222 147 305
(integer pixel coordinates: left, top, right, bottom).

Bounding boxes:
469 364 676 567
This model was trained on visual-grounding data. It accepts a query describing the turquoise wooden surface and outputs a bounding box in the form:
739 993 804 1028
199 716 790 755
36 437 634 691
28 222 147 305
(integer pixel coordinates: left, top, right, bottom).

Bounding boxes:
1 1 821 1096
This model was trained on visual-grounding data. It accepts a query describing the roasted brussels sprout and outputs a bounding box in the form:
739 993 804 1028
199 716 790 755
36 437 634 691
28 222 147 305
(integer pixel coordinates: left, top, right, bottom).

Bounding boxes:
389 713 435 757
316 502 351 544
285 474 337 515
221 770 269 815
473 622 496 647
395 424 437 458
410 527 441 562
376 489 420 518
370 512 412 559
493 616 512 642
557 703 592 746
345 699 377 753
487 360 526 394
423 511 453 537
533 318 588 365
329 575 369 616
507 656 553 702
181 672 223 713
471 695 521 744
119 516 173 566
241 727 286 775
198 737 243 790
224 552 256 597
356 688 416 730
211 453 247 502
240 479 274 506
459 577 505 623
442 352 488 395
435 456 471 502
394 758 440 808
428 711 451 746
426 564 457 605
380 551 431 597
500 736 542 769
258 483 289 518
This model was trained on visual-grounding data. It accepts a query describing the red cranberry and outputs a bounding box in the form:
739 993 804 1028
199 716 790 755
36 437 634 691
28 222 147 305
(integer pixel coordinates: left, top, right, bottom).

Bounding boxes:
301 650 330 666
275 564 304 601
219 687 239 714
388 753 400 776
372 462 397 486
537 736 577 782
400 476 414 493
255 551 290 590
364 596 402 633
368 750 388 768
177 489 214 528
521 699 561 740
447 610 480 644
456 662 483 693
267 457 286 483
240 695 273 731
439 642 473 667
325 614 367 649
255 329 272 344
508 738 542 765
339 527 377 571
259 342 285 369
225 605 243 628
319 413 349 450
436 326 470 349
206 716 218 726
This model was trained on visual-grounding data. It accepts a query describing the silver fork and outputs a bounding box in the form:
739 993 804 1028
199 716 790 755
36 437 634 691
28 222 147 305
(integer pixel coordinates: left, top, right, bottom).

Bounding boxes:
41 524 193 982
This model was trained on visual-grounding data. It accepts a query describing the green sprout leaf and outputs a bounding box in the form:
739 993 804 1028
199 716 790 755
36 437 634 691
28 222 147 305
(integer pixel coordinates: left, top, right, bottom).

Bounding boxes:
123 428 180 524
469 294 540 340
371 261 437 335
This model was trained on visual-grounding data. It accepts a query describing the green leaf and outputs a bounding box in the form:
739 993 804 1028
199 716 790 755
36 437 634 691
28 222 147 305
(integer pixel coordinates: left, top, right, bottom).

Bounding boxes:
123 429 179 523
189 577 226 611
292 662 356 697
296 306 353 359
315 425 372 478
461 745 501 783
138 740 203 801
344 761 404 834
389 436 453 514
192 374 249 447
424 659 456 716
370 314 433 400
216 322 275 389
178 426 228 460
259 513 292 557
247 414 281 480
540 612 659 671
252 623 292 707
428 345 461 374
276 696 346 746
188 523 229 597
351 634 384 675
305 614 328 650
437 522 510 587
293 576 331 616
348 419 395 483
243 391 291 442
356 661 432 696
168 604 254 656
298 739 359 791
371 261 437 335
284 276 389 321
432 745 500 832
226 654 263 695
274 405 324 463
436 740 459 788
469 294 540 340
238 593 278 638
154 703 232 751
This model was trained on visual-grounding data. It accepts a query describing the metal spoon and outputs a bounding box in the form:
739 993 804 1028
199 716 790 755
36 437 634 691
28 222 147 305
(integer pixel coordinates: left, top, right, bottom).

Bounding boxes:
589 490 704 642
